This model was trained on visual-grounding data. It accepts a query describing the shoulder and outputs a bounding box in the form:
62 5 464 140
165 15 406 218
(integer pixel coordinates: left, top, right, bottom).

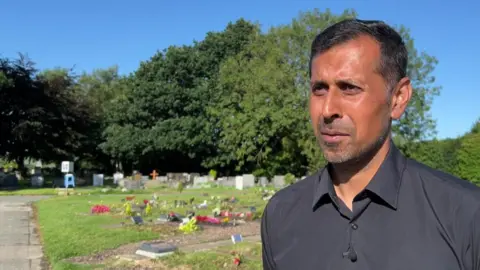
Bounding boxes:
405 159 480 232
263 172 319 221
406 158 480 204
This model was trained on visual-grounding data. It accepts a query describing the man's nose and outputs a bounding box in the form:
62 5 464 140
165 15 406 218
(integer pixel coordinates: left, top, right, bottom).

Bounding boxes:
322 90 342 121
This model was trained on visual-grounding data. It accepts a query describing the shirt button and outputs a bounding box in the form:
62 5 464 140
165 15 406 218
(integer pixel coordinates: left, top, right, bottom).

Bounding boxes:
351 223 358 230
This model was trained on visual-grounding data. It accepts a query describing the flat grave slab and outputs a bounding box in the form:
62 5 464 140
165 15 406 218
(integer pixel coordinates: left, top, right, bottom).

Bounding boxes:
135 242 177 259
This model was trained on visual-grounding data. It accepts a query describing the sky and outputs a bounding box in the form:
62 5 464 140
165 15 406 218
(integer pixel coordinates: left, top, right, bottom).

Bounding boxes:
1 0 479 139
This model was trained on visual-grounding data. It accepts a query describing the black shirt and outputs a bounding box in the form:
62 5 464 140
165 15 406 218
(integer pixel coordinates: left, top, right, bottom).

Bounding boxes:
261 142 480 270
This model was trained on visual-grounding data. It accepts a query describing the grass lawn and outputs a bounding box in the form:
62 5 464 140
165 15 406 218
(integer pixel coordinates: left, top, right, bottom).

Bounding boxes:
34 187 271 270
161 241 263 269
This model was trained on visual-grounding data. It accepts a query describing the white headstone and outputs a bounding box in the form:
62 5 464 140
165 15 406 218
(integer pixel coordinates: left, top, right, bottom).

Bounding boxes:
235 176 244 190
61 161 74 173
193 176 208 187
259 177 268 187
113 172 124 184
242 174 255 188
273 175 285 188
93 174 104 186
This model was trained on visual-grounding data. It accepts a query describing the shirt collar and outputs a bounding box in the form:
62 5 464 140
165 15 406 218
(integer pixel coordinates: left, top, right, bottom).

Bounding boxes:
312 140 407 210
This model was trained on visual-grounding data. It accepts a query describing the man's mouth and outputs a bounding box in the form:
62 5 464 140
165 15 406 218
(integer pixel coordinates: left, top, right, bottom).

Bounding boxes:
320 130 349 143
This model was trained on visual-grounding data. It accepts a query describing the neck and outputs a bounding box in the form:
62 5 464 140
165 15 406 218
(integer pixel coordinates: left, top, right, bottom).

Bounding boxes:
330 138 391 209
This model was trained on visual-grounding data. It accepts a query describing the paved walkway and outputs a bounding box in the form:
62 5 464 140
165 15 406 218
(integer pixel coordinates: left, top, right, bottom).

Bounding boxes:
0 196 50 270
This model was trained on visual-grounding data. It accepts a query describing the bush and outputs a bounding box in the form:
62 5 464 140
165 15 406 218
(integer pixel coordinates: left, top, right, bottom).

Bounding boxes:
209 169 217 180
284 173 295 185
455 133 480 184
177 182 184 193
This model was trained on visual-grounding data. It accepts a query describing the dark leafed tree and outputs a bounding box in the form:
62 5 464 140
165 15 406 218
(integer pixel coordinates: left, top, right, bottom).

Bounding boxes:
0 54 96 175
101 19 260 174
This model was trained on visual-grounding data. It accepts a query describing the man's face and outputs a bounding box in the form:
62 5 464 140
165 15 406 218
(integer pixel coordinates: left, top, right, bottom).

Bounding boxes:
309 35 393 164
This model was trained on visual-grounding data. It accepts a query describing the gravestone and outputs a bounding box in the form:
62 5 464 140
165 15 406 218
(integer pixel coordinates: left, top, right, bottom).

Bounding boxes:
135 243 177 258
93 174 104 186
144 179 164 189
217 177 235 187
31 166 43 187
235 174 255 190
133 171 142 181
188 173 200 185
31 175 44 188
167 173 188 183
150 169 158 180
113 172 124 184
157 214 170 223
273 175 285 188
131 216 144 225
124 180 142 190
235 176 244 190
259 177 268 187
193 176 208 187
1 174 18 188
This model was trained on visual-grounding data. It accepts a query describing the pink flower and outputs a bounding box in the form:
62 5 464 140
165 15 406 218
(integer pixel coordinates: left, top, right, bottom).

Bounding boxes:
91 204 110 214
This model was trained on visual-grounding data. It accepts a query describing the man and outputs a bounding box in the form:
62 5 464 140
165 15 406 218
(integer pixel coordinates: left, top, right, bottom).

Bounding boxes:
261 19 480 270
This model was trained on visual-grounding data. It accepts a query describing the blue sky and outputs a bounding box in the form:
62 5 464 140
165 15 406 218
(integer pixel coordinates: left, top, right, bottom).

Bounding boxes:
1 0 478 139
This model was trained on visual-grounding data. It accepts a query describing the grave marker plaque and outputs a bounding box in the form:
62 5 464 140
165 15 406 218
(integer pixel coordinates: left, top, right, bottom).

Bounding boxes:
131 216 144 225
136 242 177 258
231 234 243 244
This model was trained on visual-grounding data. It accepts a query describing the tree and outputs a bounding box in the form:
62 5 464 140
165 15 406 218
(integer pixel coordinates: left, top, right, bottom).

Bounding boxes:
455 132 480 184
469 118 479 134
210 9 440 175
208 33 309 176
0 54 96 175
393 27 441 157
101 19 259 174
409 138 460 175
74 66 128 172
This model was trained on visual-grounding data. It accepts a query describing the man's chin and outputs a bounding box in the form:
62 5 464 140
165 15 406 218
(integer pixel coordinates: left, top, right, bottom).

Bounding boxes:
323 152 354 164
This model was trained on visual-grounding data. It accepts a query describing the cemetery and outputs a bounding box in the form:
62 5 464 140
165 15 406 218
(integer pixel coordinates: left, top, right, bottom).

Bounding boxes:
24 161 287 269
1 5 479 270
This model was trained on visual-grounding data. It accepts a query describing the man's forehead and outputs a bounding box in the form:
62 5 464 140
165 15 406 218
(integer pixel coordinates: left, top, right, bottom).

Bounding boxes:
310 37 381 80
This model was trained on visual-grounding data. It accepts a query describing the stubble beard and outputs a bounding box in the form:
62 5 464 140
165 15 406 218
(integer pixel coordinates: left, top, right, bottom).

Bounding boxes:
317 118 392 166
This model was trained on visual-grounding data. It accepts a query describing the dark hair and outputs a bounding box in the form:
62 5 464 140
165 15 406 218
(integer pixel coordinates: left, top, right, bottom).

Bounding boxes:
309 19 408 90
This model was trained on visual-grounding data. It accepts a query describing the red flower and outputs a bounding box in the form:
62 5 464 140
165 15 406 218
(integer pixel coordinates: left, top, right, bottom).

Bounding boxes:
195 215 221 224
233 257 241 266
91 204 110 214
143 199 149 205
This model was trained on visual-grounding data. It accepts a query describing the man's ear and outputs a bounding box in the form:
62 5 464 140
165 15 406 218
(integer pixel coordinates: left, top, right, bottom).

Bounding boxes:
390 77 412 120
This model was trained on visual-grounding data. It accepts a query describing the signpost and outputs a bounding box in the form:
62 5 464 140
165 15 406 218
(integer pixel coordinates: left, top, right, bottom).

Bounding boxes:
61 161 75 194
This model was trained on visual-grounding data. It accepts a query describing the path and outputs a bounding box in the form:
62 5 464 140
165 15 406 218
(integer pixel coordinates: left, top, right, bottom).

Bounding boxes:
0 196 51 270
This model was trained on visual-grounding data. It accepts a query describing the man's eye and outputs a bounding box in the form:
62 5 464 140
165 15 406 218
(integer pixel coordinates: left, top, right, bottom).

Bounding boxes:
338 82 361 93
311 83 328 94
